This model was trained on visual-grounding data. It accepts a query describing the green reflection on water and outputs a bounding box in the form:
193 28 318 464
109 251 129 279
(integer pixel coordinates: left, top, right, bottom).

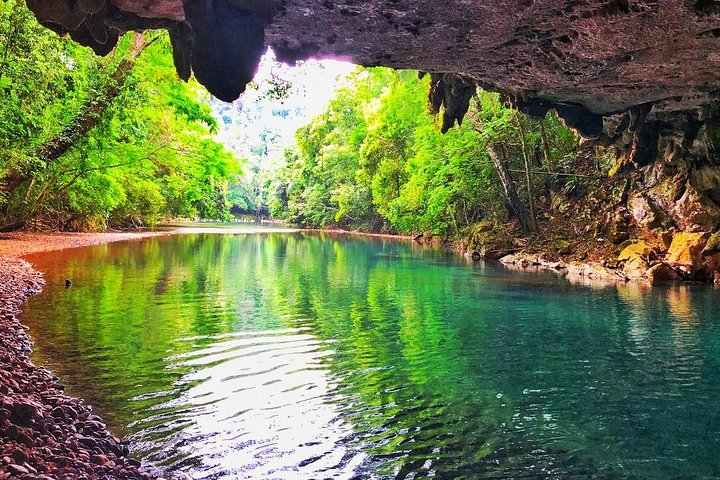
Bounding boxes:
21 232 720 479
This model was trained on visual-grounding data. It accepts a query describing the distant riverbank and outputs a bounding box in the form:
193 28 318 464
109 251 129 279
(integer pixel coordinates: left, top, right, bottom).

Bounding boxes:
0 230 171 258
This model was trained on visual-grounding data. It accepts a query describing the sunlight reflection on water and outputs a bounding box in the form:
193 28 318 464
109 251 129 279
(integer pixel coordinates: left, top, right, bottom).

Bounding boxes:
131 329 364 479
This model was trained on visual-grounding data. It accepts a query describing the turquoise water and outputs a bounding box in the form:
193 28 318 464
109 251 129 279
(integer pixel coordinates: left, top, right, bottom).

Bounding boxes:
21 231 720 479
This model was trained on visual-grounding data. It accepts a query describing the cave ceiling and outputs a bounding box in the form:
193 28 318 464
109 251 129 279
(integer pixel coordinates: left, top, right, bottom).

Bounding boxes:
25 0 720 144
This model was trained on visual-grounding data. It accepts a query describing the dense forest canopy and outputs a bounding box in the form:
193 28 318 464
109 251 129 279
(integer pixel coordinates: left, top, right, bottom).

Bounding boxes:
0 0 242 231
264 68 590 251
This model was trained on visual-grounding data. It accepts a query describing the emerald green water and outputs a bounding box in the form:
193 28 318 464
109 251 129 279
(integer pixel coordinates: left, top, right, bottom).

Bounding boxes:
21 231 720 479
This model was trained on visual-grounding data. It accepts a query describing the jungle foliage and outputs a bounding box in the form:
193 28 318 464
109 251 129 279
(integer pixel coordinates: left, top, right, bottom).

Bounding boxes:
0 0 241 230
268 68 581 243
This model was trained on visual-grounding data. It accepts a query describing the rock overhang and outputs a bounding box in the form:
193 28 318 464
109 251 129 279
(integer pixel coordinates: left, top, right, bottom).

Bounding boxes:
24 0 720 158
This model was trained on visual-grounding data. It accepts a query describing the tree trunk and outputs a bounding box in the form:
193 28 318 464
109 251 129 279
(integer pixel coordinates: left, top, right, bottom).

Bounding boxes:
486 144 534 234
539 120 556 173
467 95 535 234
515 112 537 233
1 33 153 194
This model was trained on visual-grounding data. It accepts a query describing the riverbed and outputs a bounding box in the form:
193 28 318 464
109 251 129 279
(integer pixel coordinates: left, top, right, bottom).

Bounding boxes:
20 229 720 479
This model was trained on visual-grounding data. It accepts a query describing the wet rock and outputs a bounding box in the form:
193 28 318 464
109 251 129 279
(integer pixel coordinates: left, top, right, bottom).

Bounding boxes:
499 254 519 265
548 261 568 271
646 263 681 284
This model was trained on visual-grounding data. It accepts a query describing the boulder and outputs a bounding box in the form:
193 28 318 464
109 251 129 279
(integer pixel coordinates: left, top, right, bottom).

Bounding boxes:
646 263 681 284
622 258 650 279
498 254 517 265
702 253 720 284
629 194 670 230
618 241 654 279
463 250 481 261
548 261 568 271
665 231 710 280
702 231 720 256
618 242 653 262
669 183 720 232
666 232 710 265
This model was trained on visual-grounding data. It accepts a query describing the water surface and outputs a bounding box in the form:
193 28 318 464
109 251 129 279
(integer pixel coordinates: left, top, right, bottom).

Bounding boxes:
22 231 720 479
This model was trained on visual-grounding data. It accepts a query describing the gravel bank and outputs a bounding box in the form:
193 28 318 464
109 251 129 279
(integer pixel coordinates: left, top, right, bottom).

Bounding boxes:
0 232 169 479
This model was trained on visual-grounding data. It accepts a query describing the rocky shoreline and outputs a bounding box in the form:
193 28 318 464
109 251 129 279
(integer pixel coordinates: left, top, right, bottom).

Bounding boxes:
0 232 169 480
493 231 720 287
494 253 636 287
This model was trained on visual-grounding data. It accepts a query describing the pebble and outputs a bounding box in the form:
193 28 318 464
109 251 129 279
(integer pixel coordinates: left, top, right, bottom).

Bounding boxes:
0 258 152 479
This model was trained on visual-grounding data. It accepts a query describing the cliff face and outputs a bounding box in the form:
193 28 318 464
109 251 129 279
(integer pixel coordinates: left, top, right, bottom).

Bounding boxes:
24 0 720 280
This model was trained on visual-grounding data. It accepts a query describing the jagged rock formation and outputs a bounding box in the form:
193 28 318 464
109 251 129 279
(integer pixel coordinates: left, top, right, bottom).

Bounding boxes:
24 0 720 124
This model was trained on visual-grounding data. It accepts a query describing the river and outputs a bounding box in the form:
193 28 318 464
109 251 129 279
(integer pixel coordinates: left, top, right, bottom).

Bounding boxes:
21 229 720 479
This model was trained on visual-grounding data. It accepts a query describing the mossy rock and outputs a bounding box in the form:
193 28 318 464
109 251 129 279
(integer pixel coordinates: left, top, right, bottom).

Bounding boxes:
463 221 512 252
703 230 720 256
550 193 568 212
618 241 653 262
554 239 571 254
614 238 634 255
608 224 630 245
474 220 495 233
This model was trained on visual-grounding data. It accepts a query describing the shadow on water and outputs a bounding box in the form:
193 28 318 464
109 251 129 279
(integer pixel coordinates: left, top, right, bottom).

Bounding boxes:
21 232 720 479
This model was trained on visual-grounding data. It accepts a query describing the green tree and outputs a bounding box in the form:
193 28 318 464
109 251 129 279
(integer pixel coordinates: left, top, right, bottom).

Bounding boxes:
0 0 241 230
273 66 580 243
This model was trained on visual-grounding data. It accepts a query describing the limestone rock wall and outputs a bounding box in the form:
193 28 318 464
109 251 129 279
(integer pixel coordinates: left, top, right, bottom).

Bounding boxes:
24 1 720 115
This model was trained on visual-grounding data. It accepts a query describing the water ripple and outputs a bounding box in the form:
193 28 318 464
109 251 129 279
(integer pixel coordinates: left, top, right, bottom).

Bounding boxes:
20 233 720 479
